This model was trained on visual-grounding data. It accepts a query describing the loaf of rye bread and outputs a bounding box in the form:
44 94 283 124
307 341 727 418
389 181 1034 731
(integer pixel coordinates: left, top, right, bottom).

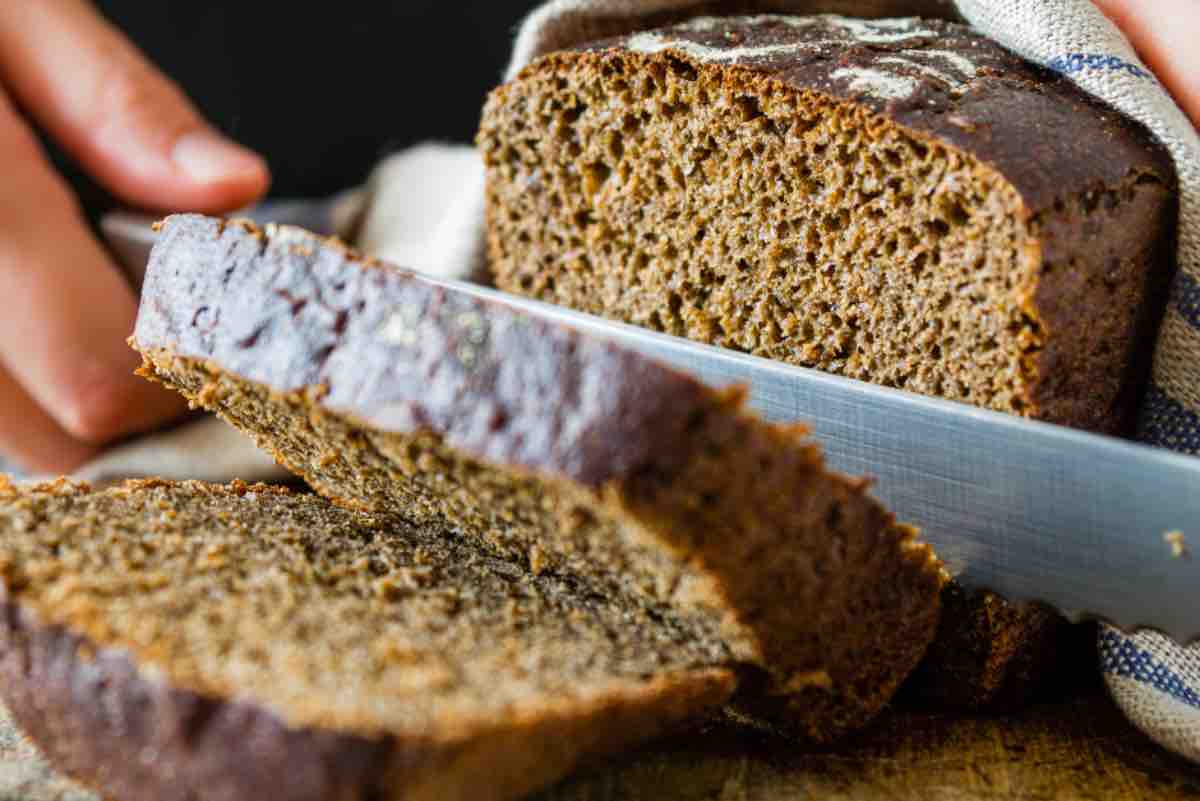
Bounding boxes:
128 214 943 744
477 13 1179 709
0 477 736 801
478 14 1177 434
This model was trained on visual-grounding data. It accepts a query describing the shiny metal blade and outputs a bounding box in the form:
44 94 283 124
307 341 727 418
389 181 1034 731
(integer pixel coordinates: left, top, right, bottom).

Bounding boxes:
104 210 1200 643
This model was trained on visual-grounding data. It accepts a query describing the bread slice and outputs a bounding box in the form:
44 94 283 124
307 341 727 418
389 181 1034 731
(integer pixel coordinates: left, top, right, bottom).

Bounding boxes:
0 477 735 801
131 213 943 742
478 14 1176 435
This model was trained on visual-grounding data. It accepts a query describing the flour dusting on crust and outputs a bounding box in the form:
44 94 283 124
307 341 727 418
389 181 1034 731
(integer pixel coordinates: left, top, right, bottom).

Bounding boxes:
626 15 980 101
824 16 937 44
628 15 938 64
921 49 982 79
627 27 835 64
829 67 920 101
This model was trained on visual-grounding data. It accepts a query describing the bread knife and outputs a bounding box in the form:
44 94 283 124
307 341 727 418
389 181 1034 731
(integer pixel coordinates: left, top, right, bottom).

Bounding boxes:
102 205 1200 644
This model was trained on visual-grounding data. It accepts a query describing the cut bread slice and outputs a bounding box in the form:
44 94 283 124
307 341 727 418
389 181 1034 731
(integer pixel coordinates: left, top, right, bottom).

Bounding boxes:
0 477 735 801
131 214 943 742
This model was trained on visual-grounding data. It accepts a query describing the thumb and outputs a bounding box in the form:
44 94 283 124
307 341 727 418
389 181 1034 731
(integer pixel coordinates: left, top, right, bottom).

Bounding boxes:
1092 0 1200 129
0 0 269 213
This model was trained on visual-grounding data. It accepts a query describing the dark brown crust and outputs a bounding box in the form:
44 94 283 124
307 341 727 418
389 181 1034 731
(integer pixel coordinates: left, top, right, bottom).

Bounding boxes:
135 215 713 490
541 15 1177 433
1029 184 1177 432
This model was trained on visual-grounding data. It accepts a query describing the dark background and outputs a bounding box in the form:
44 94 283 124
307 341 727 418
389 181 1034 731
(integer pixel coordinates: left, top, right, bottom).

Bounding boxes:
60 1 540 217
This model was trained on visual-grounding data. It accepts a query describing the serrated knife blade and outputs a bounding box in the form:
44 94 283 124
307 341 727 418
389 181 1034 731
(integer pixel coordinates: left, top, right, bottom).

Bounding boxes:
103 206 1200 644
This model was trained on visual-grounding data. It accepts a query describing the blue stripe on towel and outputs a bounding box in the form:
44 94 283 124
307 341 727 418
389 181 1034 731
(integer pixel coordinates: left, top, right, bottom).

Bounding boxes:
1100 629 1200 711
1173 271 1200 330
1046 52 1154 79
1139 384 1200 454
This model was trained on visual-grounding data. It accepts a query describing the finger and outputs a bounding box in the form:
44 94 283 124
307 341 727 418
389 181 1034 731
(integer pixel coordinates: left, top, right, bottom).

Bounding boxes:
1093 0 1200 128
0 363 98 475
0 0 269 213
0 89 189 444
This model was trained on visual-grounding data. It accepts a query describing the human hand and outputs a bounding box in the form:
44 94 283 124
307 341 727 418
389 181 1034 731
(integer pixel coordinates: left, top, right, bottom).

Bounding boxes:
1093 0 1200 128
0 1 269 473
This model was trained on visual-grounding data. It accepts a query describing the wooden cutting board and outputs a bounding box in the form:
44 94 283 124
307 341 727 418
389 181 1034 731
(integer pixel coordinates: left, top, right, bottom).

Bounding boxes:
1 692 1197 800
547 692 1200 801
